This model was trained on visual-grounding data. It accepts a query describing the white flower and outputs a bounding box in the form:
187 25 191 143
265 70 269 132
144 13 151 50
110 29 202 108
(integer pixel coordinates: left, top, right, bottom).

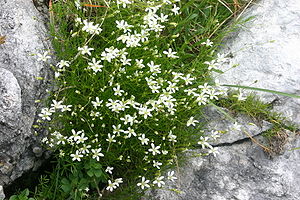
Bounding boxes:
197 136 213 149
153 176 165 188
171 4 180 15
201 39 213 47
137 177 150 189
187 116 199 127
208 147 219 157
138 134 149 145
158 13 169 22
113 84 125 96
82 20 102 35
38 108 53 121
163 48 179 58
148 143 161 155
74 132 88 144
105 166 114 174
74 0 81 10
116 0 132 8
56 60 70 68
88 58 103 73
114 178 123 187
153 160 162 169
91 148 104 161
106 133 117 143
195 92 209 105
61 105 72 112
204 59 219 70
233 92 247 101
91 97 103 109
210 130 221 140
167 171 177 182
37 51 51 62
123 127 137 138
80 144 91 154
231 122 242 131
78 46 94 56
135 59 145 68
138 106 153 119
147 61 161 74
181 74 195 85
70 150 83 162
116 20 133 33
106 180 117 192
113 124 122 135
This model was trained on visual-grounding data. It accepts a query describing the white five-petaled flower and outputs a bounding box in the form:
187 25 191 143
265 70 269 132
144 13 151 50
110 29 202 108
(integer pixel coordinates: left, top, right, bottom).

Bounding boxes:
113 84 125 96
163 48 179 58
138 134 149 145
56 60 70 68
106 133 117 143
37 51 51 62
148 143 161 155
153 176 165 188
201 39 213 47
106 180 117 192
91 97 103 109
167 171 177 182
147 61 161 74
116 20 133 33
197 136 212 149
82 20 102 35
208 147 219 157
70 150 83 162
137 177 150 189
88 58 103 73
153 160 162 169
171 4 180 15
105 166 114 174
204 59 219 70
78 46 94 56
91 148 104 161
187 116 199 127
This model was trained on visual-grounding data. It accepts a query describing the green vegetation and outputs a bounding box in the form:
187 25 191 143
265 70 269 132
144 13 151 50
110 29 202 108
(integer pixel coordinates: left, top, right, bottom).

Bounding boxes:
10 0 286 199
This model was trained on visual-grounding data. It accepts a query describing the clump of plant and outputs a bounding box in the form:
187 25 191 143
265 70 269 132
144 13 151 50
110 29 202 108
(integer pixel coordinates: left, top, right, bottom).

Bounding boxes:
32 0 240 199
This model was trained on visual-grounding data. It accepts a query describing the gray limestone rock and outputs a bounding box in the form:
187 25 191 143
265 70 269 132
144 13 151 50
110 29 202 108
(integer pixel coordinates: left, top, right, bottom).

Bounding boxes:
216 0 300 124
0 185 4 200
0 0 52 186
148 132 300 200
147 0 300 199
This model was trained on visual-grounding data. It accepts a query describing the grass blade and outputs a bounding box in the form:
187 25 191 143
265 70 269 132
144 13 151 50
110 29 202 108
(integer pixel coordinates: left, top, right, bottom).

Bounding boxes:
222 84 300 99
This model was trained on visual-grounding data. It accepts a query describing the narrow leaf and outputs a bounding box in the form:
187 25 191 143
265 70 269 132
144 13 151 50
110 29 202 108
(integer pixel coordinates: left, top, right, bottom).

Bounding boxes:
222 84 300 99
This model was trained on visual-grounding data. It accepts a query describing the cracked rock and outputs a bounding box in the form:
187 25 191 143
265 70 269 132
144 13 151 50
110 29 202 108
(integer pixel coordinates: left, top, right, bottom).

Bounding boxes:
0 0 52 186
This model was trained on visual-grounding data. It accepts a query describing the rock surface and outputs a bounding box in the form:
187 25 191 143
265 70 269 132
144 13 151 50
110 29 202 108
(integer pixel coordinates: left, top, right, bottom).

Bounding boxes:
0 0 51 186
217 0 300 124
148 0 300 199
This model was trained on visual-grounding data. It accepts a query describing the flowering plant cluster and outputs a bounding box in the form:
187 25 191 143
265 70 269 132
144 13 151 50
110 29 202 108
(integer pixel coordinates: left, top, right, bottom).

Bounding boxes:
35 0 236 199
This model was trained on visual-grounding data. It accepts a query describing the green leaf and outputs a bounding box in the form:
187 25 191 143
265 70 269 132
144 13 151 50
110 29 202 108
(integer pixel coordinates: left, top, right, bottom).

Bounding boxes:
94 170 103 178
9 195 18 200
87 169 94 177
222 84 300 99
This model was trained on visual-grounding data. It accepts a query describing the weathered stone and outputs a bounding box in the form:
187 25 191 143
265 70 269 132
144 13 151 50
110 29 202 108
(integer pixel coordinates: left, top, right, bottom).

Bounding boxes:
0 0 52 186
217 0 300 125
148 132 300 200
201 106 272 146
0 185 4 200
